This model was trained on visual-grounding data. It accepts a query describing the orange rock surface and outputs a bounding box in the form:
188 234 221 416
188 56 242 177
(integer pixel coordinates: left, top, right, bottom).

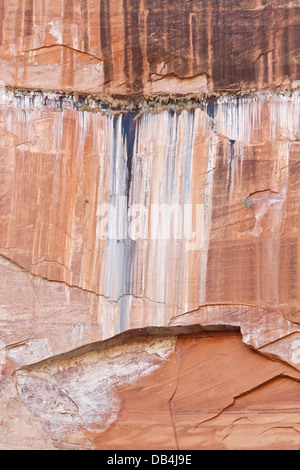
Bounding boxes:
0 0 299 451
0 90 299 370
0 0 299 95
1 332 300 450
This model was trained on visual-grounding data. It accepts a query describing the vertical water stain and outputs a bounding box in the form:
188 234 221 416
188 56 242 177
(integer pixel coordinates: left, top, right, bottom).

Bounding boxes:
123 0 143 94
64 0 74 23
107 114 138 333
63 0 74 64
227 139 235 192
163 110 178 203
21 0 33 50
191 4 209 73
282 6 290 78
258 3 273 85
211 0 221 86
24 0 33 37
82 0 89 52
100 0 113 84
181 3 193 75
122 112 137 201
119 113 137 333
207 99 216 120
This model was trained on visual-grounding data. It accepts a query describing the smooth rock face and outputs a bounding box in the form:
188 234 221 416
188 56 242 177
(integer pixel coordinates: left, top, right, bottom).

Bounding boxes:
0 0 299 95
0 0 300 451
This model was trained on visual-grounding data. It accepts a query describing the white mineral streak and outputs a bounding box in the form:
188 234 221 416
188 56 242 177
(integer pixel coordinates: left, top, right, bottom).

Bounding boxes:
0 90 299 367
0 339 5 376
5 338 52 368
15 337 176 437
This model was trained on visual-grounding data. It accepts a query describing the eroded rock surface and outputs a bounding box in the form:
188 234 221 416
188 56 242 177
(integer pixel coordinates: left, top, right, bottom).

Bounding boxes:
0 0 300 451
1 332 300 450
0 0 299 95
0 90 300 371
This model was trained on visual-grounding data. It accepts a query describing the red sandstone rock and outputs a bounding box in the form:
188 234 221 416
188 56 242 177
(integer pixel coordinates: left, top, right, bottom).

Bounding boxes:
0 0 299 451
0 0 299 95
0 91 299 371
1 332 299 450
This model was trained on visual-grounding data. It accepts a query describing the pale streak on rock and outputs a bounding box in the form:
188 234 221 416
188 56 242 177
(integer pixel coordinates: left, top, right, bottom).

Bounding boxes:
15 336 176 448
0 89 299 370
0 0 299 451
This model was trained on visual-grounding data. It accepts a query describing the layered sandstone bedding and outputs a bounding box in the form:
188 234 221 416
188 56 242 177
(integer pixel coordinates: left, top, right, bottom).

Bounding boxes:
0 0 299 450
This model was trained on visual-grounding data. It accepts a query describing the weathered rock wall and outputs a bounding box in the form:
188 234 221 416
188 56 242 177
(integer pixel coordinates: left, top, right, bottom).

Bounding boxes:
2 331 300 450
0 0 300 450
0 0 299 95
0 90 300 370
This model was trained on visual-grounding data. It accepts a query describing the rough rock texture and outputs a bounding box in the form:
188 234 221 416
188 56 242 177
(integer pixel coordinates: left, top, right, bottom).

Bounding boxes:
0 0 300 450
0 90 300 370
0 0 299 95
2 332 300 450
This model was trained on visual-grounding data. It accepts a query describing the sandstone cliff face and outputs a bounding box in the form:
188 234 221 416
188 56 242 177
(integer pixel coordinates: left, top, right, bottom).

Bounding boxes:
0 0 299 95
0 0 300 450
2 332 300 450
